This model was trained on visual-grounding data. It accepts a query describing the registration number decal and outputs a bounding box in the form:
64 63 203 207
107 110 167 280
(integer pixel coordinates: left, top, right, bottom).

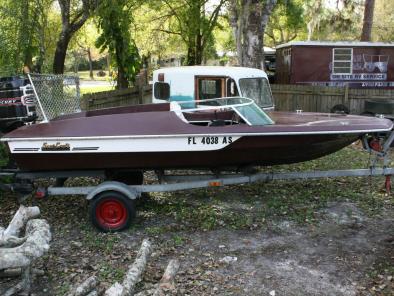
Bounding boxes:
187 136 233 145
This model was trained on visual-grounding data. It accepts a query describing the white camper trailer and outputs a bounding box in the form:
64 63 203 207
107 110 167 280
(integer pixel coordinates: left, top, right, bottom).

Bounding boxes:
152 66 274 109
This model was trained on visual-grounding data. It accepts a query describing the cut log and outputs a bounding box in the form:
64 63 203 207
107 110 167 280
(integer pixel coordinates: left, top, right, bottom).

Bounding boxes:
67 276 98 296
2 280 24 296
104 282 123 296
153 259 180 296
0 206 40 247
2 266 32 296
0 236 27 248
0 219 51 270
0 267 44 278
134 288 156 296
105 239 152 296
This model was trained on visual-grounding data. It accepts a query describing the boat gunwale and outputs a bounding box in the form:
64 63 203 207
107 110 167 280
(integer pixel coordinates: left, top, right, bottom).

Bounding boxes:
2 125 393 142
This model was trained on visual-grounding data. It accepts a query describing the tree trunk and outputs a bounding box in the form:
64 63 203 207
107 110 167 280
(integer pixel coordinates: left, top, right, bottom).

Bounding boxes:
87 48 93 79
53 31 71 74
361 0 375 41
107 54 111 76
53 0 95 74
116 68 129 89
243 0 264 68
19 0 34 72
228 0 242 65
115 42 129 89
195 34 203 65
229 0 277 69
186 44 196 66
35 32 46 73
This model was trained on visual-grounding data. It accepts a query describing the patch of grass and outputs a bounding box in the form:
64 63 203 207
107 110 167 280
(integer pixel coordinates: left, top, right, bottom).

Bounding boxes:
81 229 120 253
56 283 71 296
145 226 167 235
138 147 390 230
172 234 184 246
65 71 111 81
97 262 125 282
141 193 261 231
80 85 115 94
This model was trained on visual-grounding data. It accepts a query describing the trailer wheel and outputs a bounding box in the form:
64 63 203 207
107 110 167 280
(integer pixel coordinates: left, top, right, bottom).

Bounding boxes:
89 191 135 232
330 104 349 114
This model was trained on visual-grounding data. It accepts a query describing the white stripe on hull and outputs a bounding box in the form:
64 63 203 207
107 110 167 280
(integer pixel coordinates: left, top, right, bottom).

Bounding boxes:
7 136 241 153
1 125 392 143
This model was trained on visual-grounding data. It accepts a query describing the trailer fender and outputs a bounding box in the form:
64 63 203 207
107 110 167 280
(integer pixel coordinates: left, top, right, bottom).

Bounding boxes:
86 181 140 201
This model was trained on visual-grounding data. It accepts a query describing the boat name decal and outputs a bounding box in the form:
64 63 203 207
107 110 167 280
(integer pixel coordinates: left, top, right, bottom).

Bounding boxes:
41 142 71 151
188 136 233 145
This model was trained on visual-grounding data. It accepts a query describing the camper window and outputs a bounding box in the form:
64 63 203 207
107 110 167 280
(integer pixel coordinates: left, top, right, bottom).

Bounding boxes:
226 78 239 97
154 82 170 100
198 79 222 100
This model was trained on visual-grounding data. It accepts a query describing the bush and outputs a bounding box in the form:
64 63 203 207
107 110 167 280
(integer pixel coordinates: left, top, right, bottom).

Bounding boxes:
96 70 106 77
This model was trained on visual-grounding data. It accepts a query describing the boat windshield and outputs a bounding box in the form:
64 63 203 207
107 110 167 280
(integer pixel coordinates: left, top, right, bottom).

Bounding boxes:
238 78 273 108
175 97 274 126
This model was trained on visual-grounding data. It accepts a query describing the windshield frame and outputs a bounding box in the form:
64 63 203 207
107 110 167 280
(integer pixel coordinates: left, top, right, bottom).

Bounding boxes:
175 97 274 126
238 77 274 108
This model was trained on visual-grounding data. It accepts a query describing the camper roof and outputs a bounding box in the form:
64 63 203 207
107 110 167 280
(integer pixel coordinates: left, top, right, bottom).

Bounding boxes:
153 66 268 81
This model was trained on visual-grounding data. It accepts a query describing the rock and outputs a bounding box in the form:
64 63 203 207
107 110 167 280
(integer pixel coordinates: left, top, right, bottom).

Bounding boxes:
71 241 83 248
269 290 276 296
219 256 237 264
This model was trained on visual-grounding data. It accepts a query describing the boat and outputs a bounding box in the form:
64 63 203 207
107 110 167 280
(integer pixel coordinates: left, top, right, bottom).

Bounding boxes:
1 97 393 172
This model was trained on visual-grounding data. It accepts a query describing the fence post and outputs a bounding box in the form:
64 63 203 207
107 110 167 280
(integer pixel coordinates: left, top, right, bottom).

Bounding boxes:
343 83 349 107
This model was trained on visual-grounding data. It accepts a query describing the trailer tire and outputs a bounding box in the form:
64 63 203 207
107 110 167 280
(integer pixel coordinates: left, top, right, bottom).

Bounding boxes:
330 104 349 114
89 191 135 232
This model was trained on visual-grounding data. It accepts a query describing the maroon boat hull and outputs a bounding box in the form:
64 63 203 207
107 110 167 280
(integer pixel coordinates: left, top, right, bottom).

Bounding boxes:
10 133 360 171
3 103 392 172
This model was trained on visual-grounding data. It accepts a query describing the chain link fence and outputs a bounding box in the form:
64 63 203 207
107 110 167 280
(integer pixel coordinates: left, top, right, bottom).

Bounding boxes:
28 73 81 121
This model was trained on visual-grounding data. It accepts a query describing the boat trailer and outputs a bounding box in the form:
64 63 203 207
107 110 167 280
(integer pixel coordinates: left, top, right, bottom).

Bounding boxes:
1 131 394 232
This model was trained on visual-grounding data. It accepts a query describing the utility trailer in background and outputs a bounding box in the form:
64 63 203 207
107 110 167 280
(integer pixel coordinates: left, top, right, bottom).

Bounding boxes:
275 41 394 89
1 131 393 232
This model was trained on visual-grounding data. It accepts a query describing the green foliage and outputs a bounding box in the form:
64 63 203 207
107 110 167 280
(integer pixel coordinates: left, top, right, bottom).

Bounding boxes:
133 3 185 63
155 0 226 65
0 0 54 74
265 0 306 46
304 0 364 41
372 0 394 41
95 0 141 88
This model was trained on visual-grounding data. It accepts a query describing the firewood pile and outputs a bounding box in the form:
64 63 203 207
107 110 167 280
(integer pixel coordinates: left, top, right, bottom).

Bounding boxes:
0 205 52 296
0 207 179 296
68 239 180 296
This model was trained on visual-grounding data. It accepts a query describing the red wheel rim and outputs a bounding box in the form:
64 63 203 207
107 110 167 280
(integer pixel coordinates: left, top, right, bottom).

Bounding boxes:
96 199 128 229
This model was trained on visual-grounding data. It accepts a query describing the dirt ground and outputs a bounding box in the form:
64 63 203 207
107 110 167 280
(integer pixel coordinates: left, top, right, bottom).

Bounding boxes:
0 148 393 295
